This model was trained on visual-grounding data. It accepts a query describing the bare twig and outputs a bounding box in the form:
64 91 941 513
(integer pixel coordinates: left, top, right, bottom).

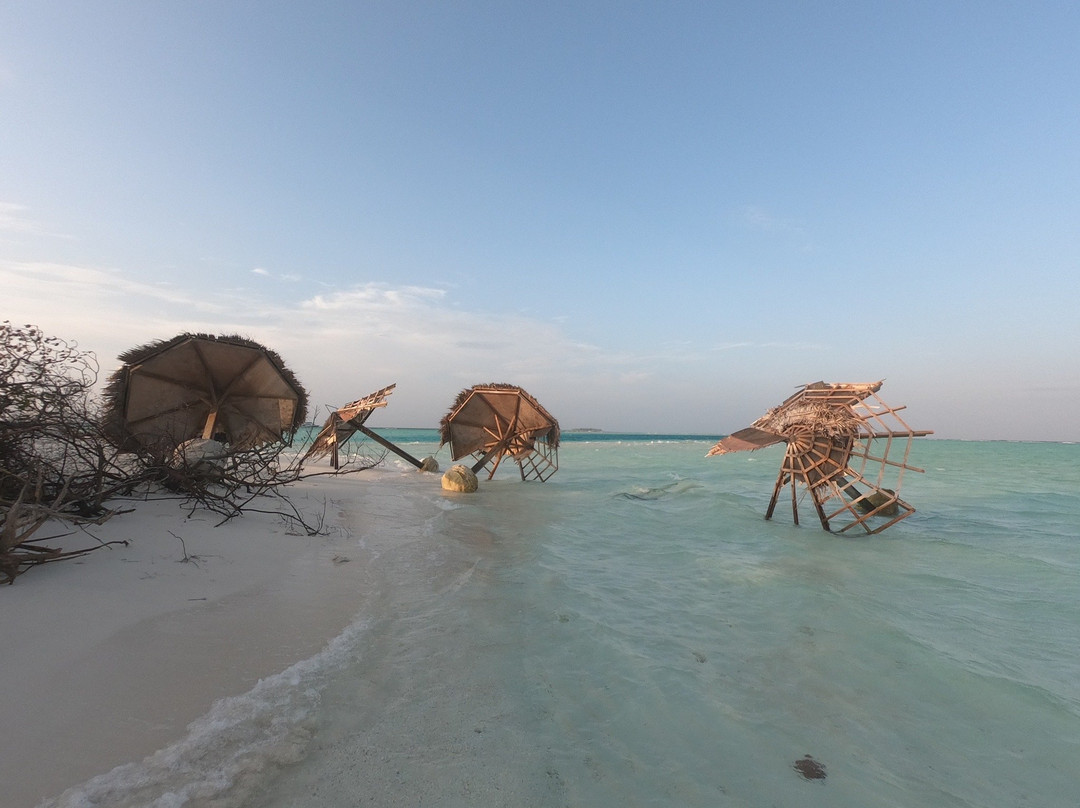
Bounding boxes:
169 530 202 566
2 323 380 584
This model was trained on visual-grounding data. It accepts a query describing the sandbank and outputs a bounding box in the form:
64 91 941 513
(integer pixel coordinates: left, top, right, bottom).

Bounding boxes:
1 465 406 808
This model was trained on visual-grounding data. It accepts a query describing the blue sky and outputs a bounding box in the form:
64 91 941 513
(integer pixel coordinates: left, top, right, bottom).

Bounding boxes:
3 2 1078 439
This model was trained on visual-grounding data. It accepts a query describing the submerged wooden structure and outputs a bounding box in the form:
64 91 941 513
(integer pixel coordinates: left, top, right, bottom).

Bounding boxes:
707 381 931 534
103 334 307 451
439 384 560 481
303 383 426 470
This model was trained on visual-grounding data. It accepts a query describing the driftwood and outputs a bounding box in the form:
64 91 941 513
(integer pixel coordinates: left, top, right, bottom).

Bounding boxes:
0 478 129 584
1 322 127 582
155 438 381 530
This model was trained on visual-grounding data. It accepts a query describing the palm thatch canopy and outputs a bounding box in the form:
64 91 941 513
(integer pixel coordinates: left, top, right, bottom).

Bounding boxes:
439 383 560 481
707 381 879 457
302 383 426 470
102 333 308 451
708 381 932 534
303 383 395 465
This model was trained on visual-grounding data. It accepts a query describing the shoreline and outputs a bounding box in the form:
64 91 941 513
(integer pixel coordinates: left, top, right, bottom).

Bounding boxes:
1 468 398 808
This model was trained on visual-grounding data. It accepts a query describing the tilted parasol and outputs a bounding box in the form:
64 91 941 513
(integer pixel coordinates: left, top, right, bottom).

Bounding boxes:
103 333 308 451
707 381 932 534
302 383 427 470
439 383 560 480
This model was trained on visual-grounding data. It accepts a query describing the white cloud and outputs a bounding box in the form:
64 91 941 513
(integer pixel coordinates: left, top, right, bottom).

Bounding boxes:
0 202 46 235
3 261 237 314
301 284 446 311
2 260 952 434
1 260 634 425
250 267 305 283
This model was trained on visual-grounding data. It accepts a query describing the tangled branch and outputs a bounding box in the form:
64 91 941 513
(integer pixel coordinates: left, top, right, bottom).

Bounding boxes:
2 323 374 584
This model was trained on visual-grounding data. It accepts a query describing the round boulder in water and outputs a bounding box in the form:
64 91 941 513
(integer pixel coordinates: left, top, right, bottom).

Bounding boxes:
419 456 439 473
865 489 899 516
441 464 478 492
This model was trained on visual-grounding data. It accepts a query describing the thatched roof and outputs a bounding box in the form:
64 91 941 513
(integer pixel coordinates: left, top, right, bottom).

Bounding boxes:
438 383 561 450
706 381 879 457
102 333 308 451
754 401 862 439
705 426 785 455
303 383 395 463
438 382 560 481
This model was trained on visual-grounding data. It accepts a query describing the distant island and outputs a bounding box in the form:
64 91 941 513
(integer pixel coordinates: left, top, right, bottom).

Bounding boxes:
566 428 604 433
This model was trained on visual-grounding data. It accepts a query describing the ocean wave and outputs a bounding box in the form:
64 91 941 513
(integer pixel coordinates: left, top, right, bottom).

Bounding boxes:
38 618 372 808
614 479 704 500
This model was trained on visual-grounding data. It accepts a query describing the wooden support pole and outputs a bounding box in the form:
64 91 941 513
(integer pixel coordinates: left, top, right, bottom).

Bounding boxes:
201 409 220 440
765 471 784 521
330 416 345 470
470 433 514 477
809 487 831 531
356 425 424 468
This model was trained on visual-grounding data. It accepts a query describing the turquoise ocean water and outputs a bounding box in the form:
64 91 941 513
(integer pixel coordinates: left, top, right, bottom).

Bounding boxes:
45 433 1080 807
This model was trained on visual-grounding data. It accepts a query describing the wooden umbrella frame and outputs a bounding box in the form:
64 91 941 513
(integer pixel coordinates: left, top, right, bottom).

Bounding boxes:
440 384 560 481
711 381 932 534
103 333 308 452
124 343 286 445
303 383 426 470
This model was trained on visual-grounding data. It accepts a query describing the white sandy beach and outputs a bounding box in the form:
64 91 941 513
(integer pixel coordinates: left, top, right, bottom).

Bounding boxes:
1 465 417 808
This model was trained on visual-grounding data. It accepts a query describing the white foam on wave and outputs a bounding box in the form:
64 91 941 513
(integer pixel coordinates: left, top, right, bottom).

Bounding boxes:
431 495 464 511
38 617 372 808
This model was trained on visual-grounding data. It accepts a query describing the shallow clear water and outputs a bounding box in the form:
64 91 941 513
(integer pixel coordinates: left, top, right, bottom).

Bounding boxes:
44 436 1080 807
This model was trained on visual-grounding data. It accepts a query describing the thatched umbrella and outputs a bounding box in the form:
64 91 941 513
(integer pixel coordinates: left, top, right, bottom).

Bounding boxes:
303 383 430 470
439 383 560 481
103 333 308 451
707 381 932 534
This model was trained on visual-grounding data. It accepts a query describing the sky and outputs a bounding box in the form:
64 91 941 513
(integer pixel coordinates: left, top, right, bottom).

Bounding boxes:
2 1 1078 440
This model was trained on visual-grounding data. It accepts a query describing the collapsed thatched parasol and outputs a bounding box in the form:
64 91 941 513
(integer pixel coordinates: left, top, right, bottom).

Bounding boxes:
708 381 932 534
302 383 432 471
707 381 878 457
102 333 308 452
439 383 560 481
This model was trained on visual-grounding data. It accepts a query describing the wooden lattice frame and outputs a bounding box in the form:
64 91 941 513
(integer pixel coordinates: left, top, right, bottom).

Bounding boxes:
711 381 932 534
303 383 425 470
503 429 559 482
440 384 560 481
